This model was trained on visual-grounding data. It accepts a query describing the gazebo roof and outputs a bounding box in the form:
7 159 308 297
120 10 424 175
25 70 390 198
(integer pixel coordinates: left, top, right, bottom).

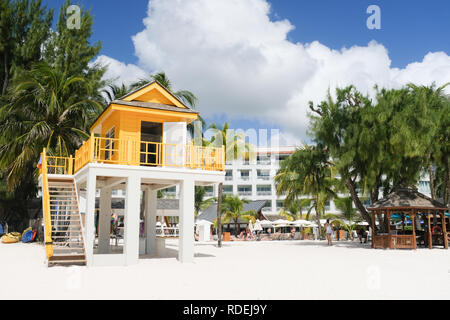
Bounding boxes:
368 185 447 210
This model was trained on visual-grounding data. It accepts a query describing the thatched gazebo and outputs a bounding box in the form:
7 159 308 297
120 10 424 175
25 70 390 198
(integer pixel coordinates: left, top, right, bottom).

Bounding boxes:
368 185 448 250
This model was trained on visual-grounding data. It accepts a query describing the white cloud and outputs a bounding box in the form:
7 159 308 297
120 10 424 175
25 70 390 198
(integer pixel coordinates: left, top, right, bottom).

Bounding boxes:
98 0 450 141
92 55 148 86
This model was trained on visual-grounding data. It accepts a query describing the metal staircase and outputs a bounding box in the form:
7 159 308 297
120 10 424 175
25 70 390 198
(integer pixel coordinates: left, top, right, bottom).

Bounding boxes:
45 177 86 266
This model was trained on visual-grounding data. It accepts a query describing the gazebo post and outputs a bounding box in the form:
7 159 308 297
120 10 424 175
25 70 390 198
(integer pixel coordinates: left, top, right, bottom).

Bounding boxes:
427 210 432 249
387 209 392 249
411 209 417 250
441 210 448 249
371 211 375 249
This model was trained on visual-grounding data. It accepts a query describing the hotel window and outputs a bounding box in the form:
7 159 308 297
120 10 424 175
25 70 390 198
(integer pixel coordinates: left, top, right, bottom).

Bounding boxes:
257 185 272 196
105 127 115 160
257 155 271 165
240 170 250 180
257 169 270 180
205 186 214 197
223 185 233 194
276 200 284 209
238 185 252 196
225 170 233 180
275 154 289 162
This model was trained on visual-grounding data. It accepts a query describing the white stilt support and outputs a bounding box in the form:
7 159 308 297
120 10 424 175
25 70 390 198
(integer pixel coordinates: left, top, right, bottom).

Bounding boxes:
144 188 157 254
84 170 97 266
178 177 195 263
98 187 112 254
124 175 141 265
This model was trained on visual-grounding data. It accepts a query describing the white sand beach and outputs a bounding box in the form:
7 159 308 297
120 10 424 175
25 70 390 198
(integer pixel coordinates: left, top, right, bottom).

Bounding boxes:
1 240 449 300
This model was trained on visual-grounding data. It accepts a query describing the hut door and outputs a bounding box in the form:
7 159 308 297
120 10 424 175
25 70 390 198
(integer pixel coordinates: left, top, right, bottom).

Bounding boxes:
141 121 163 165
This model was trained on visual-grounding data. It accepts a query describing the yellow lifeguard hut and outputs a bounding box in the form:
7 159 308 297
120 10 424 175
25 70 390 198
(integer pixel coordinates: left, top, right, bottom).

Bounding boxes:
39 82 225 266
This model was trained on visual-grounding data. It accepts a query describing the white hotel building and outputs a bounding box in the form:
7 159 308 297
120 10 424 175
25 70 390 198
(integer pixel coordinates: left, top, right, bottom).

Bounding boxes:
98 146 432 219
204 146 432 217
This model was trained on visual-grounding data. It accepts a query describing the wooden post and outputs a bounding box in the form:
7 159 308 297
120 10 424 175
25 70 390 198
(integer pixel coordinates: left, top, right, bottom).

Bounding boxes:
388 210 393 249
411 209 417 250
428 210 432 249
89 133 95 163
441 210 448 249
68 155 73 175
371 211 375 249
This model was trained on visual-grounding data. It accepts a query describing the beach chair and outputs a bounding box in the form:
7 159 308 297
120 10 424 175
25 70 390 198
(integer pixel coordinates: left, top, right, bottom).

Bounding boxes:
273 233 281 241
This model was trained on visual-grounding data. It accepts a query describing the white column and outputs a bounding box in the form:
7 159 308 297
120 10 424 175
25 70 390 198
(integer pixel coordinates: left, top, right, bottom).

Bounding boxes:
124 175 141 265
144 188 157 254
178 177 195 263
98 188 112 254
84 170 97 266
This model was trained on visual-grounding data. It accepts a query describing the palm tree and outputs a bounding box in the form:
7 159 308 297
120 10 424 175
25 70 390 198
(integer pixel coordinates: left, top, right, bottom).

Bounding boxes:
221 195 255 235
194 186 215 218
279 198 313 221
0 63 102 189
326 196 361 240
102 83 131 104
206 122 253 246
275 144 337 236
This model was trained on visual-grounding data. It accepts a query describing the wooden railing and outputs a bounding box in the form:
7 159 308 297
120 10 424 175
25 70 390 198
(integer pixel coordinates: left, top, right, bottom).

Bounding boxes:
46 156 73 175
41 135 225 175
391 235 414 249
41 149 53 258
372 234 389 249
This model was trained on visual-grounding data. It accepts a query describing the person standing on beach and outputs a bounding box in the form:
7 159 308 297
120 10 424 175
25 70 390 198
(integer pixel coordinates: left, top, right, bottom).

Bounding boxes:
325 219 333 246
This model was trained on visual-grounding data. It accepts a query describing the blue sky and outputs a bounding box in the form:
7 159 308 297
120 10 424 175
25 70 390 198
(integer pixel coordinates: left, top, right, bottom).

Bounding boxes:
42 0 450 144
43 0 450 68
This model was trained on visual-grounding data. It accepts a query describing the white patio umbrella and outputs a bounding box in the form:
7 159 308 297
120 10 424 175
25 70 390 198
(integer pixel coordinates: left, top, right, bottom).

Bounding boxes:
272 219 292 225
253 219 263 231
259 220 273 227
248 220 254 232
293 219 310 226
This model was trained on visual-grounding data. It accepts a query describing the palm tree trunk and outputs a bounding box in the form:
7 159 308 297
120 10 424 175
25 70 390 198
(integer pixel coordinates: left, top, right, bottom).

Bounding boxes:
429 154 435 200
314 196 322 239
217 182 223 247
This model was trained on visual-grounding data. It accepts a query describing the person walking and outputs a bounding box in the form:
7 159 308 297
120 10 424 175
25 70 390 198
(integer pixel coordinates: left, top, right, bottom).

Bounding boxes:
325 219 333 246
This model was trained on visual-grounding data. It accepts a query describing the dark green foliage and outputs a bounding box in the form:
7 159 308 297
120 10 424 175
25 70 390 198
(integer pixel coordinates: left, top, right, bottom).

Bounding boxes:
307 83 450 225
0 0 53 94
0 63 102 189
275 144 337 229
0 0 104 229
